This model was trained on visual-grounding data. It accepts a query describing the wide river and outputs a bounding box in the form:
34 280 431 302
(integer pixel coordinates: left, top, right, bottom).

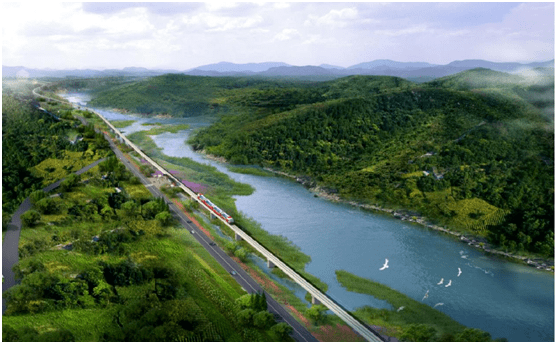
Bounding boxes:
67 93 554 342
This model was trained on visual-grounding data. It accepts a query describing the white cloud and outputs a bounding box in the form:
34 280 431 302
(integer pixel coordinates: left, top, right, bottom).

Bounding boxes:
301 34 335 46
305 7 359 28
181 12 264 32
273 3 290 10
1 2 552 69
374 25 432 37
205 2 243 12
273 28 300 42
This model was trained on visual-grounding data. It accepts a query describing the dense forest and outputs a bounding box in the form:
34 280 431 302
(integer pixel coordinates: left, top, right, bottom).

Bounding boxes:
193 71 555 258
2 94 108 223
69 69 555 258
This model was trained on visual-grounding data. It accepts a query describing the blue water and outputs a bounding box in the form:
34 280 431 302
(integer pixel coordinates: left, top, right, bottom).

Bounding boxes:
65 93 554 342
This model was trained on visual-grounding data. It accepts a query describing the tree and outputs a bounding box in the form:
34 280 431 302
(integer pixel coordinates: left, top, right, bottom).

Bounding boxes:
253 291 267 312
224 241 237 254
271 322 293 340
37 328 76 341
121 201 139 217
60 173 81 192
253 310 275 329
305 304 327 324
236 294 254 310
34 197 59 215
399 324 437 342
21 210 41 227
234 247 248 262
454 328 492 342
142 198 168 219
237 308 256 327
2 325 19 341
155 211 173 226
29 190 46 204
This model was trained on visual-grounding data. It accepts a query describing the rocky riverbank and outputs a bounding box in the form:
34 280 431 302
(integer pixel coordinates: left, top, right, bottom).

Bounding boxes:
262 168 554 273
194 154 555 273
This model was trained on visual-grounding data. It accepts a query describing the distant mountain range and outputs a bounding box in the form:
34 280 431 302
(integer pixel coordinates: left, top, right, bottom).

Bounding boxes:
3 59 554 82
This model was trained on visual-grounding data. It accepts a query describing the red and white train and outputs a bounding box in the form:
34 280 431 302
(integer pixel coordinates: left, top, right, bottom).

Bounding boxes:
197 193 234 224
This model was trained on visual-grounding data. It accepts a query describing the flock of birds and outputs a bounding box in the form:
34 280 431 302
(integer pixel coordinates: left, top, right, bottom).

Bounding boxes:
379 258 462 312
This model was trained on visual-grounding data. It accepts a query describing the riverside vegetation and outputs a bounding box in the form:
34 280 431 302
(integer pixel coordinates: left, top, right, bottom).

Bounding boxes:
48 70 552 340
16 68 545 340
86 70 554 261
2 84 295 341
335 270 501 341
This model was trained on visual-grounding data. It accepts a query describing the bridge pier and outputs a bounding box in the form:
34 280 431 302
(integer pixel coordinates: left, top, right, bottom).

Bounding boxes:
209 212 217 220
311 295 321 305
267 259 275 269
235 232 243 241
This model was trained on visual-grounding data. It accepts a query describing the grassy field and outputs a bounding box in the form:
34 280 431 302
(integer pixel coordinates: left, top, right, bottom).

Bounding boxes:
2 307 119 341
30 151 105 186
111 119 136 128
141 123 191 135
335 270 466 338
227 166 274 177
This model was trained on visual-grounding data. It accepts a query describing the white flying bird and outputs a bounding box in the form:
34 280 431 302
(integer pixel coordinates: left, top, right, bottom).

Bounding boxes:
434 303 444 308
397 306 405 312
437 278 444 285
422 290 429 301
457 268 462 277
379 258 389 271
445 280 452 287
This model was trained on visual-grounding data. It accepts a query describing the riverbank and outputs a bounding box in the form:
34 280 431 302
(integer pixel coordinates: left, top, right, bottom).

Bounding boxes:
258 166 554 273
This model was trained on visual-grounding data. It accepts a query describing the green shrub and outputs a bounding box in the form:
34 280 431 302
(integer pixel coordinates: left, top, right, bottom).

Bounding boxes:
271 322 292 340
29 190 47 204
400 324 437 342
253 310 275 329
21 210 41 227
237 308 256 327
234 248 248 262
155 211 173 226
305 304 327 324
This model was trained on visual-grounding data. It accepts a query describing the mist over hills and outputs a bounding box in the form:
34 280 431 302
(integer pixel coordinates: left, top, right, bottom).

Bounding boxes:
3 59 553 82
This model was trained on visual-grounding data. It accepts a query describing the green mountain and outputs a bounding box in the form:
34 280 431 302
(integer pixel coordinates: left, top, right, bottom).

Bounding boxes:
87 74 331 117
426 67 554 120
85 71 553 257
189 73 554 257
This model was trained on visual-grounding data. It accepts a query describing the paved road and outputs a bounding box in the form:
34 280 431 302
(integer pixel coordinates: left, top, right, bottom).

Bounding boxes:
2 157 106 314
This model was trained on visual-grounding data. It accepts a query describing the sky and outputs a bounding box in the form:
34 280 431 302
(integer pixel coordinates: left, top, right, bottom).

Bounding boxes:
2 1 554 70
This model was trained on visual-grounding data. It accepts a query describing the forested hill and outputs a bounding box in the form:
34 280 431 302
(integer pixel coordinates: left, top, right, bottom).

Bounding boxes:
85 70 554 257
86 74 415 118
426 67 554 120
188 71 554 258
87 74 327 117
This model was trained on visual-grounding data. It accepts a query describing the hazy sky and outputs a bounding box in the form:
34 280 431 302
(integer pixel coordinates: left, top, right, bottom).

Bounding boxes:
2 2 554 70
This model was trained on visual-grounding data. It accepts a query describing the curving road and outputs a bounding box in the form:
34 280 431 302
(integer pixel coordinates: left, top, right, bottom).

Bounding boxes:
2 157 107 314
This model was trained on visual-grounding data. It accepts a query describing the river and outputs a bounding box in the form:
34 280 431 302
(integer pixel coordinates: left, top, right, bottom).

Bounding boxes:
65 93 554 342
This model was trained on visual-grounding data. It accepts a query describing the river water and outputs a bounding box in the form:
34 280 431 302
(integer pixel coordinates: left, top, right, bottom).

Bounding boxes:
66 93 554 342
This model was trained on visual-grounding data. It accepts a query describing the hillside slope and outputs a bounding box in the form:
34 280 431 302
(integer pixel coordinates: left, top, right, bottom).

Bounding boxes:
84 71 553 257
190 73 554 257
